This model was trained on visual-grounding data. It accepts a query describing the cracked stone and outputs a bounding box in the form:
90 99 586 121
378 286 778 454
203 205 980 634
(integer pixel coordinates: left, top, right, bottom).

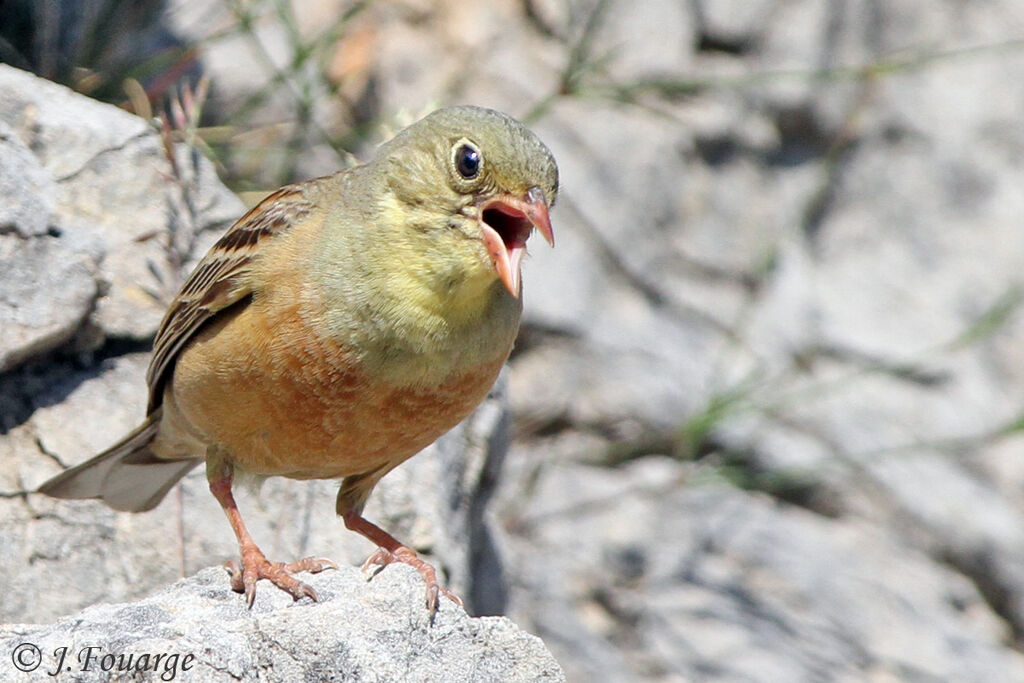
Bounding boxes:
0 566 564 682
0 233 99 373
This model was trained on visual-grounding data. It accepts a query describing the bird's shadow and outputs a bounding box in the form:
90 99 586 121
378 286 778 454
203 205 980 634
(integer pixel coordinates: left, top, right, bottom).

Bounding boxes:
0 336 151 435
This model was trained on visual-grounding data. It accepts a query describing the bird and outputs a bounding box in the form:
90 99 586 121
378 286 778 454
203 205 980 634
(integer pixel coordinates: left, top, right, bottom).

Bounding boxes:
38 105 558 613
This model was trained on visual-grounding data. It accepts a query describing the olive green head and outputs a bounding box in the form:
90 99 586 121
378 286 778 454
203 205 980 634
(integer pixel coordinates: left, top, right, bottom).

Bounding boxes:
380 105 559 215
371 106 558 301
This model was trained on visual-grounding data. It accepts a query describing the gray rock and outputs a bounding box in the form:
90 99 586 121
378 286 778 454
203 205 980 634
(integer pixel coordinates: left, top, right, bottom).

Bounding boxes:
597 0 696 81
0 121 57 239
692 0 777 47
0 65 150 181
0 118 99 373
498 1 1024 676
0 233 99 374
0 565 563 682
0 63 243 350
504 459 1024 682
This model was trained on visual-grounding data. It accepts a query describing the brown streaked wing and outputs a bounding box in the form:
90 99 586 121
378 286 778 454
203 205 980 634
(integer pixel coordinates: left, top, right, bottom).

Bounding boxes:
145 185 313 412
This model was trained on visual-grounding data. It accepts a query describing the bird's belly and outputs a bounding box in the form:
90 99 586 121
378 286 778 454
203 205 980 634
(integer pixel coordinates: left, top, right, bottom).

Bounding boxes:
169 300 507 479
215 361 501 479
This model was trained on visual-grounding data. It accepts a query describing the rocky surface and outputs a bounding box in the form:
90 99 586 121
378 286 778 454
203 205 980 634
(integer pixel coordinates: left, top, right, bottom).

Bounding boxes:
4 0 1024 681
508 458 1024 681
0 565 562 682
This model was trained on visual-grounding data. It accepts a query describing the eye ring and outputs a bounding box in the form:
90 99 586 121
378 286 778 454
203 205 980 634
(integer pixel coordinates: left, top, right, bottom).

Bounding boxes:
453 141 481 179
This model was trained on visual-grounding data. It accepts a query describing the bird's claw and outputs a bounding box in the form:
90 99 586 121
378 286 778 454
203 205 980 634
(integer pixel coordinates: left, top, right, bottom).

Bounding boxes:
285 556 339 574
224 551 337 608
361 545 463 613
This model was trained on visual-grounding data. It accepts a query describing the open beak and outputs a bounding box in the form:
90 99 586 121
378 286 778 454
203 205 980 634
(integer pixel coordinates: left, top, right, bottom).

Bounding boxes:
478 186 554 298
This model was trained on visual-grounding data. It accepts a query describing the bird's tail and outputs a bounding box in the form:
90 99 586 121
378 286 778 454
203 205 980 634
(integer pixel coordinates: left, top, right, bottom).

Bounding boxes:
37 409 200 512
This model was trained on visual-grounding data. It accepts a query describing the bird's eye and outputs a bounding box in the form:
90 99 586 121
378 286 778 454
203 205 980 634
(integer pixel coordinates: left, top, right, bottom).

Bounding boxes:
454 143 481 179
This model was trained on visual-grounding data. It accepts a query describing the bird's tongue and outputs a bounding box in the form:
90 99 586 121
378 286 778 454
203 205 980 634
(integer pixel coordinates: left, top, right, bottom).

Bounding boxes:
480 224 526 297
480 189 553 298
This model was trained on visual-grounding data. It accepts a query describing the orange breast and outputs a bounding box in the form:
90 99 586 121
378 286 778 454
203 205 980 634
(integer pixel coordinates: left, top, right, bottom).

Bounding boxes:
168 297 508 479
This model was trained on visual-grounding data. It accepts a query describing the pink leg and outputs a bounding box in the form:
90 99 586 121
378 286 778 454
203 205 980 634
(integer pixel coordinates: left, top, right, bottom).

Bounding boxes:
208 463 336 608
342 510 463 614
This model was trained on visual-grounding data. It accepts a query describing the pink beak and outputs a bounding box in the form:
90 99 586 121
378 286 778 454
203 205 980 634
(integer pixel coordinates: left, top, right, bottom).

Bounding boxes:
478 186 554 298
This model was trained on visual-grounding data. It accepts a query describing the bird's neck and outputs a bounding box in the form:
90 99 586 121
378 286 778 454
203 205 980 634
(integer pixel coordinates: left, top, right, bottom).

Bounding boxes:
331 282 521 387
308 215 522 387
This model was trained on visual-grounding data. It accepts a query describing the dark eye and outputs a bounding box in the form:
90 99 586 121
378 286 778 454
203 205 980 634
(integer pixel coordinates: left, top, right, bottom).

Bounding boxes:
455 143 481 179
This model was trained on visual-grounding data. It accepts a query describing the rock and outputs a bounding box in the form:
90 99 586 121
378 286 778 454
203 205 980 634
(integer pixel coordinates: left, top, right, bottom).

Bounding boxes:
596 0 696 81
0 233 99 374
504 458 1024 682
0 62 239 622
0 63 243 355
0 565 563 682
0 120 99 374
692 0 777 48
500 1 1024 676
0 120 57 238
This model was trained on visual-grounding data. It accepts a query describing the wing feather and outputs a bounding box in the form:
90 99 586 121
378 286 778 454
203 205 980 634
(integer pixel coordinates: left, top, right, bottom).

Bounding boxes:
145 185 314 411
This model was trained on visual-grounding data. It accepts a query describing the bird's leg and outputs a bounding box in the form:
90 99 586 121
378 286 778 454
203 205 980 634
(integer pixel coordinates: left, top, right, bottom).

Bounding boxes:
207 458 336 607
336 471 462 613
341 509 464 613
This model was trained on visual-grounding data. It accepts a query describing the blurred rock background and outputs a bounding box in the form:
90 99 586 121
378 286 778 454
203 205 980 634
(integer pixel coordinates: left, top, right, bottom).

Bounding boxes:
2 0 1024 680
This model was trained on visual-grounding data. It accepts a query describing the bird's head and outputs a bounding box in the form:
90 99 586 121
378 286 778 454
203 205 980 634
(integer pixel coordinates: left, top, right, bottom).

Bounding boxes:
379 106 558 300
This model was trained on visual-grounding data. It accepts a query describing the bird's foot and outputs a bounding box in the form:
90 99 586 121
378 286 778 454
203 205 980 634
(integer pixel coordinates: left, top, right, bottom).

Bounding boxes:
362 546 463 613
224 548 337 608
